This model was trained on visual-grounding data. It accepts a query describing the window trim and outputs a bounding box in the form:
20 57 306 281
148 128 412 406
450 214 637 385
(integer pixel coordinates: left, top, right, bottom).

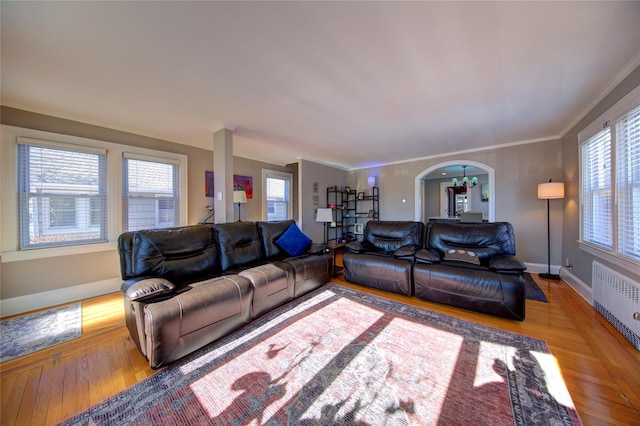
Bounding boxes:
1 125 187 262
17 138 109 249
122 152 184 232
262 169 293 221
577 84 640 276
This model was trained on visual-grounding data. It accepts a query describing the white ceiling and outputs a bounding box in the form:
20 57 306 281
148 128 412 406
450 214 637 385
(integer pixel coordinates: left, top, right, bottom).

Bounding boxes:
2 1 639 170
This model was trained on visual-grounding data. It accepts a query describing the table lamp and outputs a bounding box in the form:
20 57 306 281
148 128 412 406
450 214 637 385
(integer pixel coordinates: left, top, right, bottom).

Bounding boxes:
316 208 333 244
233 190 247 221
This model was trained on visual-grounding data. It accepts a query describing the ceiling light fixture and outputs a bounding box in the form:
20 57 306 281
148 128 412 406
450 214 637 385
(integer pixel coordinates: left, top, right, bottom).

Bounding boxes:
452 166 478 188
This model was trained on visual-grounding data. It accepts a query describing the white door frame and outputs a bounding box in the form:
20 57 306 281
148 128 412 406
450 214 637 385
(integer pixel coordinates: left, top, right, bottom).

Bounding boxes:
414 160 495 222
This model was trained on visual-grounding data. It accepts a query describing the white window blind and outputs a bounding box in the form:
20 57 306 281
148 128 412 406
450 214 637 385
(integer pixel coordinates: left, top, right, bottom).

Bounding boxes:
581 128 612 249
123 156 180 231
18 140 108 248
616 106 640 261
264 170 292 221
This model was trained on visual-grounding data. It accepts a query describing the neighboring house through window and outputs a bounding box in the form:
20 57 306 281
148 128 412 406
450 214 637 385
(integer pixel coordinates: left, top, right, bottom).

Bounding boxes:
123 155 180 232
17 139 108 249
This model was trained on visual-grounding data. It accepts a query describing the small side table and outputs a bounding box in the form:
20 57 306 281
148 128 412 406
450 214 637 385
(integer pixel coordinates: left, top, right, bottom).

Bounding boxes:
326 241 346 277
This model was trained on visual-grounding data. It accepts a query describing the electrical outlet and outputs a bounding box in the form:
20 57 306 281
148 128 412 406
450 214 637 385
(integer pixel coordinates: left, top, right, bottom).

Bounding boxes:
565 257 573 270
634 312 640 321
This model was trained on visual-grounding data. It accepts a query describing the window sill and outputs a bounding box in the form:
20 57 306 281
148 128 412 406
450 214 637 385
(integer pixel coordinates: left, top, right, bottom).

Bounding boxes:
1 242 117 263
578 241 640 277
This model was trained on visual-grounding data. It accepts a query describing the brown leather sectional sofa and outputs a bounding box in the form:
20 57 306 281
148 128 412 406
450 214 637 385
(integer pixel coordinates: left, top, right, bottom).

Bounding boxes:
117 220 331 368
343 220 527 321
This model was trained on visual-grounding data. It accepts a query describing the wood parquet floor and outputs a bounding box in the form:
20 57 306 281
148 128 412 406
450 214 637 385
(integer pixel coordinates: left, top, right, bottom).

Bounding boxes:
1 271 639 425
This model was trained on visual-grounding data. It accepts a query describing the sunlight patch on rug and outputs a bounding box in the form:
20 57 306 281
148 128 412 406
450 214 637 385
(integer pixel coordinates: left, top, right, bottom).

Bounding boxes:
190 295 387 422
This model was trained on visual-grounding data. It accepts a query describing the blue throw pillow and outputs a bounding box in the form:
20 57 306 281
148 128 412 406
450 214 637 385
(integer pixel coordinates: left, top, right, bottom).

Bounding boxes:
275 224 312 256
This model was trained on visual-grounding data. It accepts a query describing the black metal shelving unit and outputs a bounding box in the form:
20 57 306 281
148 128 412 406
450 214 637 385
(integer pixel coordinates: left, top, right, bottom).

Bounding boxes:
326 186 379 242
326 186 356 242
353 186 379 238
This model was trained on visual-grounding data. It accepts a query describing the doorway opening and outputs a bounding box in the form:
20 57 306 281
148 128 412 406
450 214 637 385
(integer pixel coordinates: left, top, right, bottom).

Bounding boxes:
414 160 495 222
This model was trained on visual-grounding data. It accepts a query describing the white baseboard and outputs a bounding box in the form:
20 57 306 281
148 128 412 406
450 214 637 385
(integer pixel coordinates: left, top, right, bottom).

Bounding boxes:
521 261 593 305
0 277 121 318
558 267 593 304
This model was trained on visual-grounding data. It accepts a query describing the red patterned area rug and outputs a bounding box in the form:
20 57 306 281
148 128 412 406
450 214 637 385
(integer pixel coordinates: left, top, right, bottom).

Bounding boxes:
60 284 581 425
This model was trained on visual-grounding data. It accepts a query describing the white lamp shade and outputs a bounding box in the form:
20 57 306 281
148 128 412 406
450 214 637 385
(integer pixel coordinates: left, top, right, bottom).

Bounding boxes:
537 182 565 199
316 208 333 222
233 190 247 203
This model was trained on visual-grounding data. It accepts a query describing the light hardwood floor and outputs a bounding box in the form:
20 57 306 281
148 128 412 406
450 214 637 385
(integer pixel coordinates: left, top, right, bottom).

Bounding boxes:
1 272 639 425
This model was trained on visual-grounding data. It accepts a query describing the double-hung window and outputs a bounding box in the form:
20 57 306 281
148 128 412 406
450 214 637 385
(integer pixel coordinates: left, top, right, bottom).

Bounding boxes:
4 127 188 260
579 86 640 267
17 138 108 249
263 169 292 221
123 154 181 231
615 107 640 260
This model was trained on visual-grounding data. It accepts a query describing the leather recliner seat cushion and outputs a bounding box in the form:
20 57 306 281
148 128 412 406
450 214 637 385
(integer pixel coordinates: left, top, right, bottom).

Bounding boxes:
284 255 333 298
143 275 253 369
343 254 413 296
413 263 525 321
239 263 295 318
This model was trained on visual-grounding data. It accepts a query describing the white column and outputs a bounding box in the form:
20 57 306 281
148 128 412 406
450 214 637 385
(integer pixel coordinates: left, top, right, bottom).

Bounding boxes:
213 128 234 223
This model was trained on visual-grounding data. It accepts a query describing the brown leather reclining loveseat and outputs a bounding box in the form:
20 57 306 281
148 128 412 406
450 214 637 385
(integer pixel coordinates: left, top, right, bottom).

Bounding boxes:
342 220 527 321
117 220 331 368
414 221 527 321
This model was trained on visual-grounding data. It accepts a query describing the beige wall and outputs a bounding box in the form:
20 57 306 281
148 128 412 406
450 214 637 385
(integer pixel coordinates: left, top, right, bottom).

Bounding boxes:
298 159 348 243
560 65 640 288
348 139 564 268
230 156 294 223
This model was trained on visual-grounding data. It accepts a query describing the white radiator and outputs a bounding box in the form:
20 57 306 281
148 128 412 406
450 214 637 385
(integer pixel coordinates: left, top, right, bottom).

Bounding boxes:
592 261 640 351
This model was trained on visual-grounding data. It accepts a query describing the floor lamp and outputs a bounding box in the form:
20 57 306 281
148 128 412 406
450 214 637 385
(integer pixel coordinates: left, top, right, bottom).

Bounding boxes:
233 190 247 222
537 179 565 280
316 208 333 244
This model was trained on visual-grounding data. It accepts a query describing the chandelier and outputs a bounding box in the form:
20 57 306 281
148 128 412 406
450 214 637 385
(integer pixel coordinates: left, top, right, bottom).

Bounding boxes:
452 166 478 188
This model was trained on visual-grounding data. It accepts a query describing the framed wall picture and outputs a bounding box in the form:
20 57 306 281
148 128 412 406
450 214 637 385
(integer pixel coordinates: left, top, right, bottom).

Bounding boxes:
233 175 253 199
354 223 364 235
481 183 489 202
205 171 214 197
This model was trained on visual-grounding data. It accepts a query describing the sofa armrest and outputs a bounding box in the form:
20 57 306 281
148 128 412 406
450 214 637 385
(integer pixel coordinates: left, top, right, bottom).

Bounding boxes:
489 255 527 272
307 243 327 255
415 248 442 264
394 245 419 258
122 277 176 302
346 240 364 253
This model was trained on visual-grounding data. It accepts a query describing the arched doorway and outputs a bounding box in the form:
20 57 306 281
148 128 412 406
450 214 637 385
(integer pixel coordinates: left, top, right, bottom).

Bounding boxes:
414 160 495 222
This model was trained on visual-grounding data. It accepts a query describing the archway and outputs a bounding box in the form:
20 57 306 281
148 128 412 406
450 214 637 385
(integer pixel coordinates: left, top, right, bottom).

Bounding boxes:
414 160 495 222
